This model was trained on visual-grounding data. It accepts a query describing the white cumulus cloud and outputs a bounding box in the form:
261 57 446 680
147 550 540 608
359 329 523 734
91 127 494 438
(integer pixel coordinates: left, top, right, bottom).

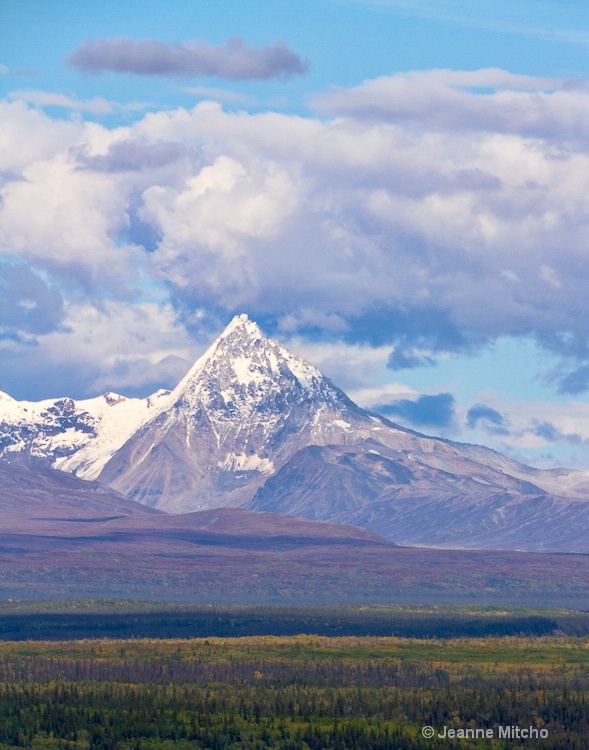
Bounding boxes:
4 69 589 397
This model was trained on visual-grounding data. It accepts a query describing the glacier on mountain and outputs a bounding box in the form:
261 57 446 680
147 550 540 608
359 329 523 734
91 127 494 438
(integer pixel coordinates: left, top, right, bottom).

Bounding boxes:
0 387 170 479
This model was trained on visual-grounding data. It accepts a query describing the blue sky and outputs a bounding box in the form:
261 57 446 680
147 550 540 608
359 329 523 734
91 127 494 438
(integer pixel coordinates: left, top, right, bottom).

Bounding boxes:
3 0 589 468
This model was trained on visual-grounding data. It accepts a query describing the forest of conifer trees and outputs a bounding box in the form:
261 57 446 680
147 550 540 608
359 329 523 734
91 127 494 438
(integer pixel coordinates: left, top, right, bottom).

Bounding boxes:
0 629 588 749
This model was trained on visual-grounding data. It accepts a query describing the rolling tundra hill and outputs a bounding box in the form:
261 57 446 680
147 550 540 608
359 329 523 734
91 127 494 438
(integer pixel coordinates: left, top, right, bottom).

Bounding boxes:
0 460 160 533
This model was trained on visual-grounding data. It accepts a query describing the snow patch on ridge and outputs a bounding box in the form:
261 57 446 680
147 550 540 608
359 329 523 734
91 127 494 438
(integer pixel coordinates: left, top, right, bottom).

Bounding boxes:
332 419 352 430
218 453 275 474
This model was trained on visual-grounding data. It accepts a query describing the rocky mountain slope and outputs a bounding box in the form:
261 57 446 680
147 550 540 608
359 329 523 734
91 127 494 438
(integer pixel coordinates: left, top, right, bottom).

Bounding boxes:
249 441 589 551
3 314 589 551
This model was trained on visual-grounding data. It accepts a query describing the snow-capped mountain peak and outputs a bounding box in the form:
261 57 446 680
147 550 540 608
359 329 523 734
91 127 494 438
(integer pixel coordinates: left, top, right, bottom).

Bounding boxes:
95 314 372 511
102 392 126 405
218 312 264 342
166 314 348 418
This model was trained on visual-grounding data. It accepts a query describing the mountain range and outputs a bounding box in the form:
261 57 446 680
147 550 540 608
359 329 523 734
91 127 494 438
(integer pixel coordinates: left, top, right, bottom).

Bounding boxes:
2 314 589 552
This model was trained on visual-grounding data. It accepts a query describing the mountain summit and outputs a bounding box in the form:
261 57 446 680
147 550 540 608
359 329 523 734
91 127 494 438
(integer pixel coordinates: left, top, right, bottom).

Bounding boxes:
98 314 381 512
164 313 356 421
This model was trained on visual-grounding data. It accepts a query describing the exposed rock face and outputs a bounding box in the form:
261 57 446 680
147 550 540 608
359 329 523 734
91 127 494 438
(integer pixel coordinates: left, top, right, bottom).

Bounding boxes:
249 441 589 552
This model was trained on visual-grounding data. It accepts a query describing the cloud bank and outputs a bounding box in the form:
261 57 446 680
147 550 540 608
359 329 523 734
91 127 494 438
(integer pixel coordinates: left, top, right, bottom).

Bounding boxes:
68 37 309 80
3 68 589 404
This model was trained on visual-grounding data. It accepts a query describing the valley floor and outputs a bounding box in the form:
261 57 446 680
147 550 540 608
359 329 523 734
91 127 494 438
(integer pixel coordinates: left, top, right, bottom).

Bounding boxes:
4 527 589 608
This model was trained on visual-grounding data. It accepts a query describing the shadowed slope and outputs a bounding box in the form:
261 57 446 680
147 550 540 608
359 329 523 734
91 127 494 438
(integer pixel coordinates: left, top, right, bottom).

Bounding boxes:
0 460 160 533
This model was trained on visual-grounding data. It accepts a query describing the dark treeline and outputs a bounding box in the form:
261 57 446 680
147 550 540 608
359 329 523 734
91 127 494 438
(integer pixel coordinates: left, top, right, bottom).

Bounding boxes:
0 604 572 640
0 637 588 749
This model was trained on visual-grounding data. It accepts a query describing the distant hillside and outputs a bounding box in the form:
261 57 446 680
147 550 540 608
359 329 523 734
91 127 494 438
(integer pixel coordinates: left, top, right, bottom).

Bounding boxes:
0 460 159 532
